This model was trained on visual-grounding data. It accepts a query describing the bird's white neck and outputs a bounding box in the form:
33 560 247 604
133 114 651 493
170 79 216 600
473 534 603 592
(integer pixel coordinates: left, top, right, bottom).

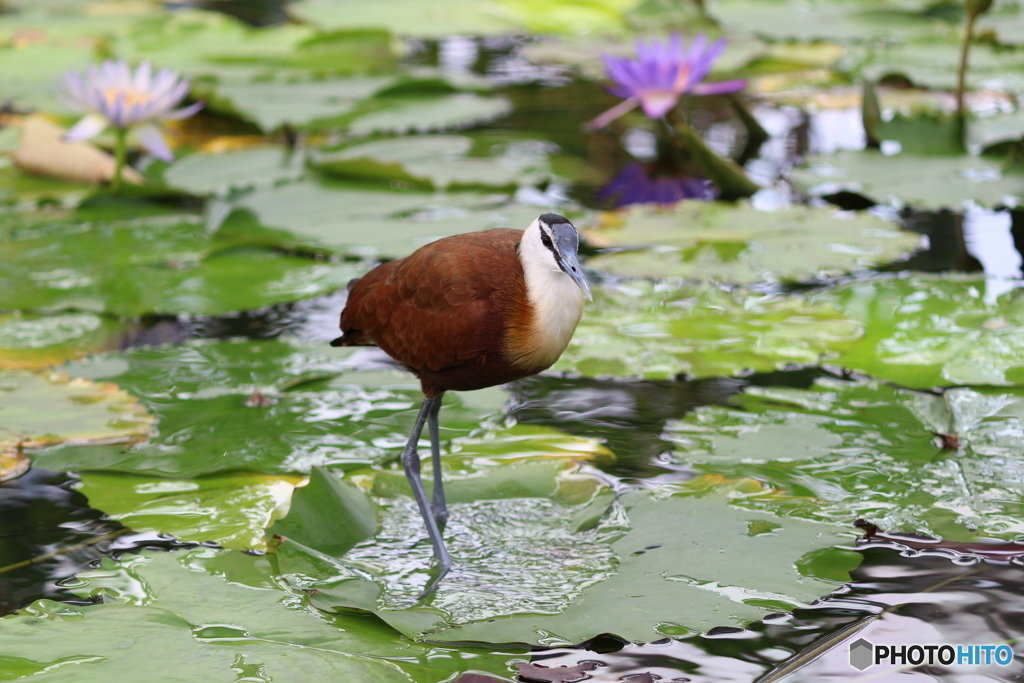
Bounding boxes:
513 222 586 370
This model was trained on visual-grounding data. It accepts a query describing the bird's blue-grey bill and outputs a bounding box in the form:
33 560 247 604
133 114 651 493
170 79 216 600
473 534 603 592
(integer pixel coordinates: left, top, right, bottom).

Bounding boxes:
551 223 593 301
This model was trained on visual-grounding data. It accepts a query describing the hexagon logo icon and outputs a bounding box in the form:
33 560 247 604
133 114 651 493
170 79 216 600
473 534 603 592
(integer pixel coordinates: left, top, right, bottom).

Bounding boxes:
850 638 874 671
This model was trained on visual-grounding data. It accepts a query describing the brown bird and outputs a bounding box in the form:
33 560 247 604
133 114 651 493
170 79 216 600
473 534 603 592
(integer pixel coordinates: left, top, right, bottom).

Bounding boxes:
332 213 592 595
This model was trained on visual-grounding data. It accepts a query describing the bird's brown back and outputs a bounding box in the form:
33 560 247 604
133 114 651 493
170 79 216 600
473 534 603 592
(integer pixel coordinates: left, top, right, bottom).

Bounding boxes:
339 229 531 394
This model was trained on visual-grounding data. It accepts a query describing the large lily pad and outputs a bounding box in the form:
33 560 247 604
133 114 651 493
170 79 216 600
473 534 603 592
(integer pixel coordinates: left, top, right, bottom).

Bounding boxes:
583 201 920 283
555 281 863 380
793 149 1024 209
207 76 395 131
0 370 153 456
163 146 304 196
812 275 1024 387
0 212 361 317
299 471 849 645
0 549 509 682
234 177 550 258
312 134 554 191
345 93 513 136
32 339 508 476
666 377 1024 539
76 471 301 551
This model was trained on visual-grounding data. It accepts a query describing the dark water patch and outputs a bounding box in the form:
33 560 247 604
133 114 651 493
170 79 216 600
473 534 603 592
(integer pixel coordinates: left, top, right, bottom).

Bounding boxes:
0 468 203 616
508 368 842 479
524 546 1024 681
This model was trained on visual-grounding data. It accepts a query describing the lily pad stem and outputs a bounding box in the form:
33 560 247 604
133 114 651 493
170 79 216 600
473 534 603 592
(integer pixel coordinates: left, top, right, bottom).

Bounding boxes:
112 126 127 194
956 0 992 119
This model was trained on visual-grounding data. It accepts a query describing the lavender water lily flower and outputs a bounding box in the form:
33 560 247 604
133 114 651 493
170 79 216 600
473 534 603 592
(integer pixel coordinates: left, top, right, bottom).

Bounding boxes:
587 33 746 130
61 59 203 189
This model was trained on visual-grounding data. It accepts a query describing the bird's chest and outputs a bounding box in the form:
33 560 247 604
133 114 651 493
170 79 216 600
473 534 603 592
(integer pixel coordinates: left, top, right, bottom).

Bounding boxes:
503 266 585 372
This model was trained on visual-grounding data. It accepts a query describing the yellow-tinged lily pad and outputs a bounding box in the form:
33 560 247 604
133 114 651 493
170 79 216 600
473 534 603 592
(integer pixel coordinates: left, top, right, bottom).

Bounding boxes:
0 370 154 457
448 424 615 466
77 472 303 551
0 312 128 371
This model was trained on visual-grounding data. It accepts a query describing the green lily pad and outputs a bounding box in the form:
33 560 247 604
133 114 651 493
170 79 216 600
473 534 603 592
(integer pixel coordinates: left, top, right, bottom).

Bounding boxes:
554 281 863 380
304 474 848 644
583 201 920 283
269 466 377 556
32 339 506 476
0 369 153 453
292 0 515 37
0 312 128 371
812 275 1024 387
234 177 549 258
0 212 361 316
666 377 1024 539
345 93 513 136
0 549 509 682
163 146 305 196
862 40 1024 93
206 76 395 131
312 134 554 191
793 149 1024 209
76 471 301 551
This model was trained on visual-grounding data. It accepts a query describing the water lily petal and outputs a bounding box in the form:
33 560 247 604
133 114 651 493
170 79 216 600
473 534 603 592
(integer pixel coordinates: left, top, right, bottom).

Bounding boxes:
585 98 640 130
63 113 109 143
135 124 174 162
161 101 205 121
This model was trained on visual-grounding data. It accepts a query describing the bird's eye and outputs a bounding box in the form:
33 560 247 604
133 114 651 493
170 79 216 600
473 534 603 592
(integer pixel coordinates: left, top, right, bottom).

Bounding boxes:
540 231 555 252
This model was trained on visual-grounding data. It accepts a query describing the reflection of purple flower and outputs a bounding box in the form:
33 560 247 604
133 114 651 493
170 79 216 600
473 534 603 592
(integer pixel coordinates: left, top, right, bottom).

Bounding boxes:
598 162 717 207
61 59 203 161
588 33 746 129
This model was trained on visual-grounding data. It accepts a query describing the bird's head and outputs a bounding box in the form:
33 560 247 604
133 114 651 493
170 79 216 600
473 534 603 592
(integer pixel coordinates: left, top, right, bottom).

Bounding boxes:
521 213 593 301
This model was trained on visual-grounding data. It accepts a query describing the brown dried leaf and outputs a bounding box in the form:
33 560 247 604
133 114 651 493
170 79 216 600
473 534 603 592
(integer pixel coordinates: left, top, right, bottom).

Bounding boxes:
13 115 143 185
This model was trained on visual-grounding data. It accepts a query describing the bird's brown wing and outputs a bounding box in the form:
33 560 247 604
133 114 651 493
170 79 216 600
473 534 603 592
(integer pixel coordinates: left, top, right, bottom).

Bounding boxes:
339 229 523 373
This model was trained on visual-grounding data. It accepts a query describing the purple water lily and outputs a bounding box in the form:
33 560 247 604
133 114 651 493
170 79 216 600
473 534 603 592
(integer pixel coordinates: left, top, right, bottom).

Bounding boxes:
588 33 746 130
61 59 203 164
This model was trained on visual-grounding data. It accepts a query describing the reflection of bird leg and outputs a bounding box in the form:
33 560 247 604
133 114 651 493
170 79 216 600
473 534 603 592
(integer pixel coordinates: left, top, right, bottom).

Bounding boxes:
427 392 448 531
402 395 452 598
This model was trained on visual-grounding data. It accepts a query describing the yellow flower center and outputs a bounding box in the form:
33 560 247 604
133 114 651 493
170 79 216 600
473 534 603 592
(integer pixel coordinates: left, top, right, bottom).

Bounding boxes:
103 87 153 110
673 64 691 94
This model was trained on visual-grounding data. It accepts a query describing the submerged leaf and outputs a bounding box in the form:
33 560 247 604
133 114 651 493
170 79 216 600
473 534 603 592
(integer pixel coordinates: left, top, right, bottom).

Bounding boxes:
303 466 846 645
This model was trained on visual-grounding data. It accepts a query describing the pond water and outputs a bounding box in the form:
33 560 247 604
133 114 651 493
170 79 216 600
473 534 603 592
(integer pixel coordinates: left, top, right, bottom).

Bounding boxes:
4 0 1024 680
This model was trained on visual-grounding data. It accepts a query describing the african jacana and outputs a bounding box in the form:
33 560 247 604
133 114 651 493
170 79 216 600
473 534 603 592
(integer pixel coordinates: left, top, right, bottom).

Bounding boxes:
332 213 592 596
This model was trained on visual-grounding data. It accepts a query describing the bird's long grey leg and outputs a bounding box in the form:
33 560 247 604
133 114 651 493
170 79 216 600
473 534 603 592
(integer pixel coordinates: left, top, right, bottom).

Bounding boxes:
402 395 451 598
427 392 448 531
